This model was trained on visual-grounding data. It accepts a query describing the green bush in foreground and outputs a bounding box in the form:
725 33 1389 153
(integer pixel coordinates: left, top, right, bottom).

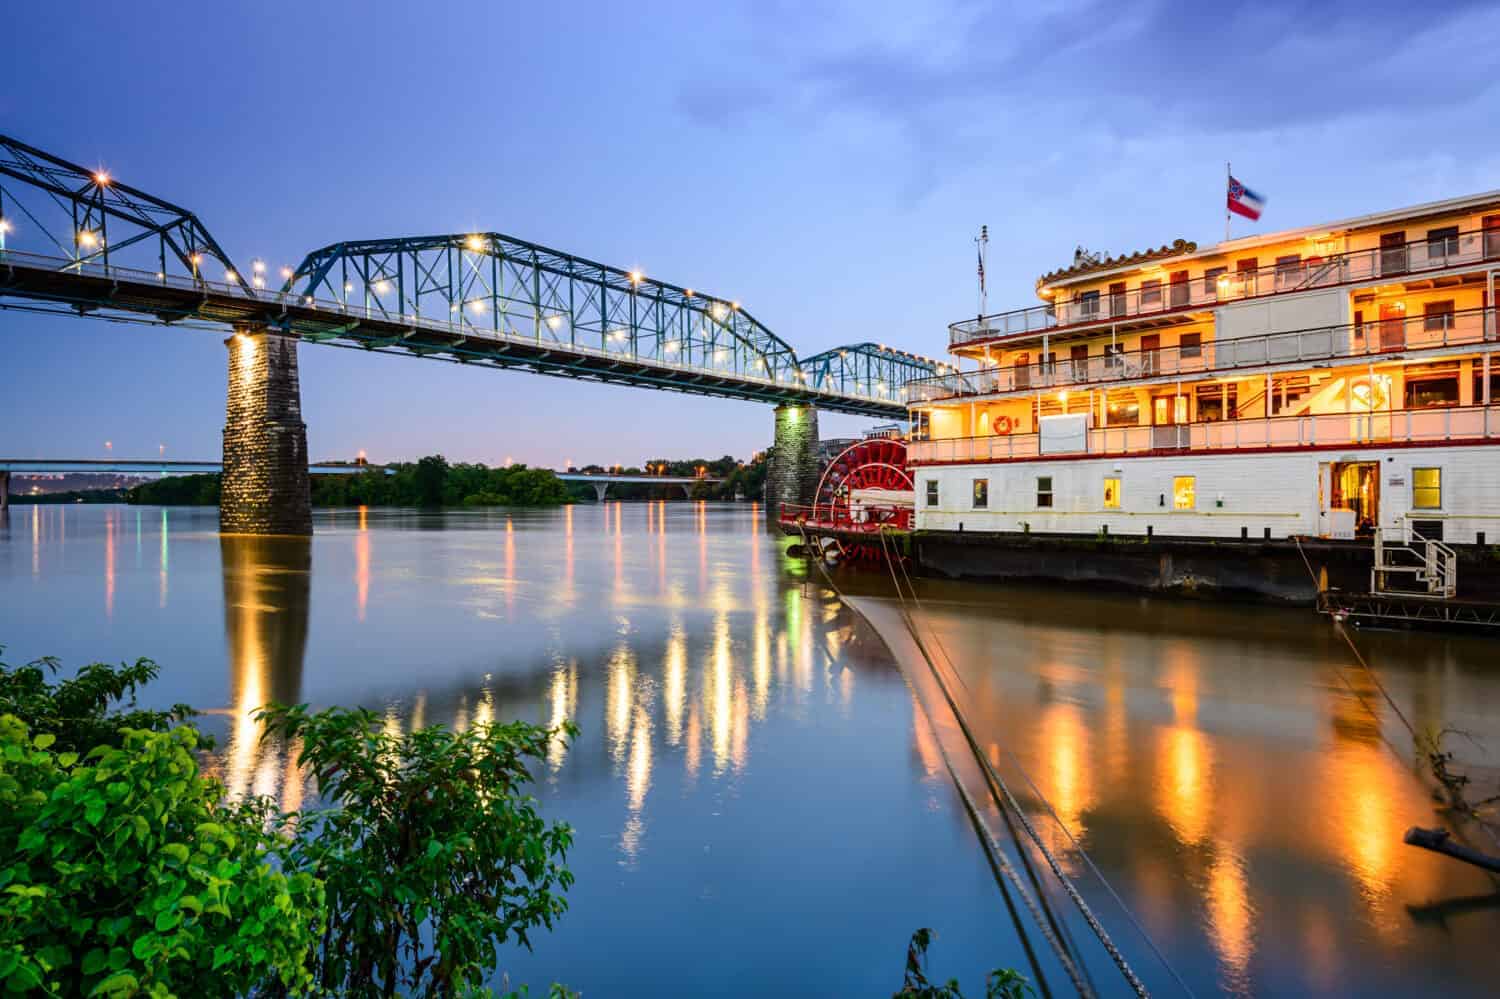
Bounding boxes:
258 705 577 997
0 649 577 998
0 717 321 997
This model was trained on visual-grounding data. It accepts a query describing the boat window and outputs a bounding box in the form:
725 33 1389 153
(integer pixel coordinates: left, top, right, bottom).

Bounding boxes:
1422 300 1455 333
1172 476 1195 510
1412 467 1442 510
1204 266 1228 297
1140 279 1162 309
1103 477 1121 509
972 479 988 509
925 479 939 507
1426 226 1460 261
1196 383 1238 422
1404 364 1460 409
1036 476 1054 508
1105 390 1140 426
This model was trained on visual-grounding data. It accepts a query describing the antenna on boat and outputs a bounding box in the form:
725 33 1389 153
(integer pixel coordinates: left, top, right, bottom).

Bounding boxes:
975 224 989 318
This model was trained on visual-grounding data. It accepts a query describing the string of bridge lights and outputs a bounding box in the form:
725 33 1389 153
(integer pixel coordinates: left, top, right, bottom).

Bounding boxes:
4 170 949 395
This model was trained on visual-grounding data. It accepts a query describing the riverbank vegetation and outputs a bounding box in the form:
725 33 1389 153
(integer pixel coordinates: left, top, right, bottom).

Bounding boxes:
118 451 770 507
564 452 768 503
0 648 576 997
125 455 573 509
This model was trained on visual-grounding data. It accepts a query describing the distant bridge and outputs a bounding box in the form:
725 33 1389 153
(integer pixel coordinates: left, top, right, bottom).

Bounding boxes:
0 134 929 532
0 459 720 506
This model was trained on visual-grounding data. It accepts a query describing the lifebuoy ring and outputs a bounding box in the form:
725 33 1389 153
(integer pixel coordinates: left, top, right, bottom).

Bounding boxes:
993 415 1013 435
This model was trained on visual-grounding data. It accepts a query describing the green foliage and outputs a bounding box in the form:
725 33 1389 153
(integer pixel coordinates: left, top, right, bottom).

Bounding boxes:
126 458 576 510
0 716 322 997
894 929 1035 999
126 475 221 506
259 704 577 998
0 650 197 754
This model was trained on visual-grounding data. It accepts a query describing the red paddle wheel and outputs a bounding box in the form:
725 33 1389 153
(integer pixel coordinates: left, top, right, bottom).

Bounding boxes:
810 437 915 562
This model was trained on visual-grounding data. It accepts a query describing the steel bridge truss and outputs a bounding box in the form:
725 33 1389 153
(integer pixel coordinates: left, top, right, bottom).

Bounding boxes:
800 342 948 401
0 133 942 417
0 134 245 293
289 234 885 393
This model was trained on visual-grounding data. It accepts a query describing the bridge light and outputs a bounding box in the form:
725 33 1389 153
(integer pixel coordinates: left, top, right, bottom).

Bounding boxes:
281 266 293 280
374 280 391 294
731 301 740 311
0 219 11 233
252 275 265 288
252 259 266 273
343 281 352 292
629 270 643 285
546 315 562 329
225 270 238 283
94 171 110 186
466 234 485 252
77 230 98 248
684 288 693 297
469 299 486 313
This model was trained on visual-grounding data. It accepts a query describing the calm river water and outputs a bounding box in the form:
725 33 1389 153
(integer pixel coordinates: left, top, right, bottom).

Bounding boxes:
2 502 1498 996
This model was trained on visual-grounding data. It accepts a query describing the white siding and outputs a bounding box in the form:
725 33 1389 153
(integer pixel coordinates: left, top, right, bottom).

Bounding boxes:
915 445 1500 543
1215 287 1347 340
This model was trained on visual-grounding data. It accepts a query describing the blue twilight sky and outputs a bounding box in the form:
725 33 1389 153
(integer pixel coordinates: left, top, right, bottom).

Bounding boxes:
3 0 1498 467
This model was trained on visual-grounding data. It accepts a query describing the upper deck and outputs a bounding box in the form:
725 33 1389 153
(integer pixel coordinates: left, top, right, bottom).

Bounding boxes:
950 192 1500 355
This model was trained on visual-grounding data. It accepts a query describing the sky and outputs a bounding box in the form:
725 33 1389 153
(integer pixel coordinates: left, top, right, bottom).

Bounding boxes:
3 0 1498 467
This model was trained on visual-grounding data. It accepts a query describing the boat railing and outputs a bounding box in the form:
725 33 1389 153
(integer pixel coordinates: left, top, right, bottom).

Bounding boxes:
909 307 1497 404
909 403 1500 465
949 225 1500 347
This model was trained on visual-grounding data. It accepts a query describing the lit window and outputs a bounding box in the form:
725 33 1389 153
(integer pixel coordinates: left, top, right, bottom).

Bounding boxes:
1037 476 1054 508
972 478 988 509
1412 467 1442 509
1173 476 1196 510
1103 477 1121 509
925 479 939 507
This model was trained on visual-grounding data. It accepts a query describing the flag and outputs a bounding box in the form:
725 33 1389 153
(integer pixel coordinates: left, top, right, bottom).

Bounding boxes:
977 244 986 294
1227 176 1266 221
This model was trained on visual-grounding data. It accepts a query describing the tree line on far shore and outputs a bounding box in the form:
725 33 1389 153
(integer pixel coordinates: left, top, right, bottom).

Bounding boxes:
119 452 770 508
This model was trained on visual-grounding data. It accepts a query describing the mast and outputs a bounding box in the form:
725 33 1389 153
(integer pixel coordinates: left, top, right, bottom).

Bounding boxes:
976 224 989 318
1225 162 1232 243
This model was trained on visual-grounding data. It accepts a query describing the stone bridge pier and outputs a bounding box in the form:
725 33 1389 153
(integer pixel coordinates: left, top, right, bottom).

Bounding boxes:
221 327 312 535
765 403 819 523
0 470 9 512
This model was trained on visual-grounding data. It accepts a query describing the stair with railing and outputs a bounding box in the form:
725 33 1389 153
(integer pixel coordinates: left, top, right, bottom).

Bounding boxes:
1372 525 1458 598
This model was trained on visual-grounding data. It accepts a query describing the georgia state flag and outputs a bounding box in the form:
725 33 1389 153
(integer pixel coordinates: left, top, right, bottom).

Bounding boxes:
1227 176 1266 221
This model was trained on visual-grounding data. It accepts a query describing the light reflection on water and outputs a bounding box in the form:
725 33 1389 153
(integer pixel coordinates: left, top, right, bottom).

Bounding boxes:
851 579 1500 997
4 502 1500 995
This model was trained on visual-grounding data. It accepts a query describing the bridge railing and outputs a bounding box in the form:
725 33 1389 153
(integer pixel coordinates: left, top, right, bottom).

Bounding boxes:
0 250 910 408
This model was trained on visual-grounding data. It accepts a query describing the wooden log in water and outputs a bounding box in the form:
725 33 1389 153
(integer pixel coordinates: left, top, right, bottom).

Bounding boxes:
1403 826 1500 874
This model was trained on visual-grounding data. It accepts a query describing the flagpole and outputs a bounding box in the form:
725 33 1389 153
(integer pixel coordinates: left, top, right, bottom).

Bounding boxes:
976 224 989 318
1225 161 1231 243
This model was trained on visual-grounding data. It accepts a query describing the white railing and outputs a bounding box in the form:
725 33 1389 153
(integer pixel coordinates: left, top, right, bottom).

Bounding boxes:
1373 526 1457 597
909 404 1500 464
950 226 1500 346
0 250 903 408
909 308 1497 404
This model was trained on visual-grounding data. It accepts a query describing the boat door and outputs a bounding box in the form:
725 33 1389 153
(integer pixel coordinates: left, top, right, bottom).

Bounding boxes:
1332 461 1381 536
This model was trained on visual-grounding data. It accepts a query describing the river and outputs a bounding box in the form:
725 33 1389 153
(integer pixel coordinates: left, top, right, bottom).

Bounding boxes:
1 502 1497 996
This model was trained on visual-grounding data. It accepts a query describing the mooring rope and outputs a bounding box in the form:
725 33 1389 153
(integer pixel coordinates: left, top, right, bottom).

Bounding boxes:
872 528 1156 999
882 531 1195 998
798 528 1091 997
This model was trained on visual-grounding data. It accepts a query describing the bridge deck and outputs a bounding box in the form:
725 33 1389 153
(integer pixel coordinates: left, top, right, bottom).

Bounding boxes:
0 254 906 419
